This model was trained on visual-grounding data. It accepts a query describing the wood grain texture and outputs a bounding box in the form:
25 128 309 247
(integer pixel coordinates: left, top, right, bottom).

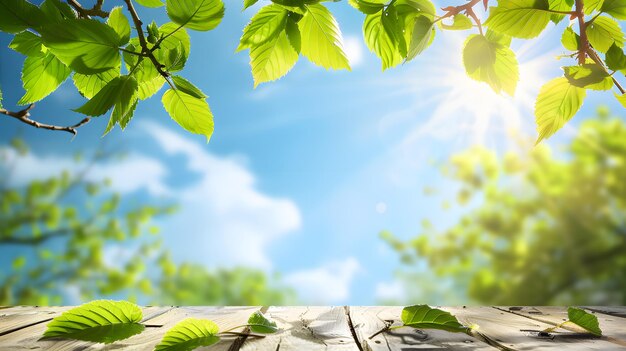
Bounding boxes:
349 306 497 350
498 306 626 348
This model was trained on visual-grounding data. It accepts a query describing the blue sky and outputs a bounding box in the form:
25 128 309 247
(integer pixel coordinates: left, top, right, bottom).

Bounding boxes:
1 1 624 304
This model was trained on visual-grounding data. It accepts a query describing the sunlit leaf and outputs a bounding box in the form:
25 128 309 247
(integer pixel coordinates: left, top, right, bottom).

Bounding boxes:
535 77 586 143
40 19 121 74
166 0 224 31
407 15 434 60
299 3 350 70
9 31 44 57
561 27 579 51
602 0 626 19
136 0 164 7
285 16 302 52
586 15 624 53
606 43 626 71
155 318 220 351
364 12 403 70
463 34 519 96
349 0 385 14
18 52 71 105
104 97 138 135
162 89 214 141
40 0 76 22
484 0 552 39
614 92 626 108
238 4 288 51
440 14 472 30
74 75 138 116
563 64 612 91
401 305 468 333
107 7 131 46
548 0 573 24
42 300 144 344
250 30 299 86
248 311 278 334
73 69 120 99
568 307 602 336
244 0 260 10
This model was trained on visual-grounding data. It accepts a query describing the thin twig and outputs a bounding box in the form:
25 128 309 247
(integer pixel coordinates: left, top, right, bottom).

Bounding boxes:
66 0 109 18
1 104 90 136
586 48 626 94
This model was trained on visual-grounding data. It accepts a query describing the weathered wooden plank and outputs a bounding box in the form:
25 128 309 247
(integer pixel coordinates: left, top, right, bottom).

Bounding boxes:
444 306 622 350
349 306 497 350
498 306 626 348
0 306 70 336
584 306 626 319
239 306 359 351
0 306 167 350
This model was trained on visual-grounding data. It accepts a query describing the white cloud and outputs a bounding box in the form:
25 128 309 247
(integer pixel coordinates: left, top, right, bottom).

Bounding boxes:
343 36 364 67
375 280 406 302
1 122 302 269
284 257 361 304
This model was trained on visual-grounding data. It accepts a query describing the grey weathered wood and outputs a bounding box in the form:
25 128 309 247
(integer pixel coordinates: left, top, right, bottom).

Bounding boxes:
240 306 359 351
0 306 70 336
0 306 166 350
498 306 626 348
584 306 626 319
445 306 623 350
349 306 497 350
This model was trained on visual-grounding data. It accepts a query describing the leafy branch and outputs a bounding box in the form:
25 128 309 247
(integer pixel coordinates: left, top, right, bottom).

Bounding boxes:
67 0 108 18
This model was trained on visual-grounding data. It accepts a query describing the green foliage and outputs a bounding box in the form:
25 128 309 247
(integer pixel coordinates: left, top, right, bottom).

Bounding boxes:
43 300 144 344
154 318 220 351
1 0 625 142
567 307 602 336
382 110 626 305
248 311 279 333
535 77 586 143
401 305 468 333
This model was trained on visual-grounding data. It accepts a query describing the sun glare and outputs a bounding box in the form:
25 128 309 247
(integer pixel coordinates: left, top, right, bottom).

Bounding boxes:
391 30 559 149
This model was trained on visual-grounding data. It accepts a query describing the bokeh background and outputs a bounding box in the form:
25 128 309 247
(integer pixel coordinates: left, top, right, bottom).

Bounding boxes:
1 0 625 306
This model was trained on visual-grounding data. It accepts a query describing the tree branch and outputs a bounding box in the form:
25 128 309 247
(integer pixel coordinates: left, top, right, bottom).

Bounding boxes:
575 0 589 65
67 0 109 19
123 0 170 79
0 104 90 136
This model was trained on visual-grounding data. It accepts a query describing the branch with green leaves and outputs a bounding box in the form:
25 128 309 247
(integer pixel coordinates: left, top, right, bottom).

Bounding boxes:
1 0 625 143
41 300 279 351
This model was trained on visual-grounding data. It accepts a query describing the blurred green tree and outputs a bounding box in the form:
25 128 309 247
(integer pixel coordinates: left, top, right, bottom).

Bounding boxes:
0 140 294 305
382 108 626 305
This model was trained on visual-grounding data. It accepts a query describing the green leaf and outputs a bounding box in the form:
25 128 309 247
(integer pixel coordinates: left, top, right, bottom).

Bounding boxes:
382 4 407 57
248 311 278 334
285 16 302 52
18 52 71 105
136 0 164 7
238 4 289 51
602 0 626 19
299 4 350 70
586 15 624 53
107 7 131 46
9 31 44 57
563 64 613 90
561 27 579 51
606 43 626 71
74 75 138 117
440 14 473 30
40 19 122 74
0 0 46 33
166 0 225 31
156 22 191 72
484 0 552 39
364 12 403 70
104 96 138 135
401 305 468 333
40 0 76 22
548 0 573 24
349 0 385 14
585 0 604 14
244 0 260 10
162 89 214 141
250 30 299 86
567 307 602 336
486 29 512 46
535 77 586 143
154 318 220 351
463 34 519 95
407 15 434 60
172 76 207 99
42 300 144 344
138 76 167 100
73 69 120 99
